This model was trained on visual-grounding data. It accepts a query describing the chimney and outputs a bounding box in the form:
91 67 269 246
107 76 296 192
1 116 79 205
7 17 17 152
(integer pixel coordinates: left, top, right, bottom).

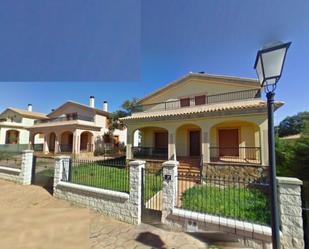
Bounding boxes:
103 101 108 112
27 104 32 112
89 96 95 108
51 109 55 112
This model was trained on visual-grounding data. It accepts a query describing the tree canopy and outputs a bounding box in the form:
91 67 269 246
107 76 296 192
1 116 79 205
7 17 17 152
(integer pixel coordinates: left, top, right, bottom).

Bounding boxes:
109 98 139 130
276 111 309 137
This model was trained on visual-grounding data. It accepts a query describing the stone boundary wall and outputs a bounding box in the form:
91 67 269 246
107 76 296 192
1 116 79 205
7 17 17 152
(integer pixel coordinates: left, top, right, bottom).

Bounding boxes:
0 150 33 185
53 156 143 225
162 161 305 249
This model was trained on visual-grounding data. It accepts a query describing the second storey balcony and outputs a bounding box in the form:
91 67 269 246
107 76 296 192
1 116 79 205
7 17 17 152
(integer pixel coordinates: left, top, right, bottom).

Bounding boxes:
132 88 261 113
34 114 94 124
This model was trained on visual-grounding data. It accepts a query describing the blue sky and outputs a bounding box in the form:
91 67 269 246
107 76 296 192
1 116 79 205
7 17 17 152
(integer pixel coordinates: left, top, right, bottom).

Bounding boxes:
0 0 309 124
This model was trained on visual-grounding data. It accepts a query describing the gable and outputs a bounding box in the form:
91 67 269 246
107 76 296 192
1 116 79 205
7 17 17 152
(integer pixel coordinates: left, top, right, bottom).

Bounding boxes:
0 109 23 122
48 102 95 118
139 74 260 105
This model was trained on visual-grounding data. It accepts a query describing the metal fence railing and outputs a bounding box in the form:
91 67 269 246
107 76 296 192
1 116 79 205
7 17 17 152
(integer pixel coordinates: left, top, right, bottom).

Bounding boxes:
175 171 270 225
132 147 168 160
63 157 129 193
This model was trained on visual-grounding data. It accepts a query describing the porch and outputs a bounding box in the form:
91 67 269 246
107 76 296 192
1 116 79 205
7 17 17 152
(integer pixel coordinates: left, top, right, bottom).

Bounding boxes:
127 119 266 168
28 125 98 156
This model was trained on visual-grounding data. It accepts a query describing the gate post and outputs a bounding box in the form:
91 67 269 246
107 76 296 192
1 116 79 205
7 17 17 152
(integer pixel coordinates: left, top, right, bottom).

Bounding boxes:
277 177 305 249
161 160 179 224
129 160 144 225
53 156 71 193
20 150 34 185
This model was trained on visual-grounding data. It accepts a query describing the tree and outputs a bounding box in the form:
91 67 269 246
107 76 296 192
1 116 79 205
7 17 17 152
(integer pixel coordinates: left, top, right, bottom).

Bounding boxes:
109 98 139 130
277 112 309 137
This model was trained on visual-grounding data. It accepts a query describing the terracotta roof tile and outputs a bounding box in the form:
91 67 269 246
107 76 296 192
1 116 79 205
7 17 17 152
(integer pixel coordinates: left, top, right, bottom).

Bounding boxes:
121 99 284 120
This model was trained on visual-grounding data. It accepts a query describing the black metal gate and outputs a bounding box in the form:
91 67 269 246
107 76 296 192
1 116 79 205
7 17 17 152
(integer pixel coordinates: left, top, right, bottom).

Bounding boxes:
301 186 309 249
31 156 55 192
141 163 163 223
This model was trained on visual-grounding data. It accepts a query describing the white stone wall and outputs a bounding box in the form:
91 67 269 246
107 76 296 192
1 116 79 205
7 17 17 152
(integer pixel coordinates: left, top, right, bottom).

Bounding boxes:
53 158 143 225
0 150 33 185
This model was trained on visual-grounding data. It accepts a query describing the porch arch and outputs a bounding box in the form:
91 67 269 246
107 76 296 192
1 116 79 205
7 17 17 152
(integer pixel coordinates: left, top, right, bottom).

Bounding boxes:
209 120 261 164
80 131 93 152
176 123 202 158
132 126 169 160
49 132 56 152
33 132 45 151
5 130 19 144
60 131 73 153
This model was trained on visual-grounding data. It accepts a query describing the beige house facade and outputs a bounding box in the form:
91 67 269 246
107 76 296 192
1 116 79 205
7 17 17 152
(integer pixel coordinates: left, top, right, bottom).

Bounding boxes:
28 97 126 156
122 73 283 169
0 105 47 148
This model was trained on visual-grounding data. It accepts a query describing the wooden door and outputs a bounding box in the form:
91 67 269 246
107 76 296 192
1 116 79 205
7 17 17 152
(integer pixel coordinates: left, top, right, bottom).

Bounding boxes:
218 129 239 156
189 131 201 156
154 132 168 148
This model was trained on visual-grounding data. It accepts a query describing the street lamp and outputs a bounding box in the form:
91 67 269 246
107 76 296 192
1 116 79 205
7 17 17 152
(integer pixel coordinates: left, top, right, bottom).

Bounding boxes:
254 41 291 249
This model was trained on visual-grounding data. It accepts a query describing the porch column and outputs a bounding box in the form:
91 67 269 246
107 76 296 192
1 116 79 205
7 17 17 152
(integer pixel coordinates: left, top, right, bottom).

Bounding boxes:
201 126 210 163
260 125 269 166
72 130 80 155
54 132 59 153
126 128 134 160
168 128 176 160
91 133 95 152
28 132 35 150
43 134 49 154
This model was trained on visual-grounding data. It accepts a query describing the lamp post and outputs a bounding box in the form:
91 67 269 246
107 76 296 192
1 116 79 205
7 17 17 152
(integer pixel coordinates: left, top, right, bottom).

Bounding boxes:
254 41 291 249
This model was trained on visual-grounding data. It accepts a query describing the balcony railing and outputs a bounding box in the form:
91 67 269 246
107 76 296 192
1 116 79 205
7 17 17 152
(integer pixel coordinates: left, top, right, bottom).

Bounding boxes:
59 144 73 153
132 88 261 113
132 146 168 160
209 146 261 165
34 114 94 124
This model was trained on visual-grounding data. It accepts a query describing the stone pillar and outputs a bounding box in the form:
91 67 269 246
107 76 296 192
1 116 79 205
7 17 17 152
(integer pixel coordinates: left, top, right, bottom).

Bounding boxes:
168 130 176 160
161 160 179 224
277 177 304 249
53 156 71 192
20 150 34 185
128 160 144 225
201 127 210 163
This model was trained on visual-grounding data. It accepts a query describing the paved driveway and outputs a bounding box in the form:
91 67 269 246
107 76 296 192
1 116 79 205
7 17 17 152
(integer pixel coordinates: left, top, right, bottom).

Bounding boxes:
0 180 242 249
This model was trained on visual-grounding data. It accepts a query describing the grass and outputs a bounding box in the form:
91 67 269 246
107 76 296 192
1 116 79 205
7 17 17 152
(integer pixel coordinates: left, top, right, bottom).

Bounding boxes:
181 183 270 225
63 163 162 198
70 164 130 192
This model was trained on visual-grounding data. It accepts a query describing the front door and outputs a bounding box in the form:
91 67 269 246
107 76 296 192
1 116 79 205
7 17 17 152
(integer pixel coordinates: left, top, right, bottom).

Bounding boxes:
189 131 201 156
218 129 239 156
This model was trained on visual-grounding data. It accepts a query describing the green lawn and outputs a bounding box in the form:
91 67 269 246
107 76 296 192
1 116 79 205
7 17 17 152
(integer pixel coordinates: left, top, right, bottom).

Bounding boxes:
69 164 162 199
181 184 270 225
70 164 130 193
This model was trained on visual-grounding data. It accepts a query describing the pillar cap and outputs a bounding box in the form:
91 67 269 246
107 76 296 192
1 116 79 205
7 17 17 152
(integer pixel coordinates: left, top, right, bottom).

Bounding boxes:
55 155 71 160
22 150 34 153
277 177 303 186
129 160 145 166
162 160 179 168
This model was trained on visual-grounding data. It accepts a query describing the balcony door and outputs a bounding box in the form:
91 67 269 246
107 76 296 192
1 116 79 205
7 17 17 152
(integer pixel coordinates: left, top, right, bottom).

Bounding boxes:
189 131 201 156
218 129 239 156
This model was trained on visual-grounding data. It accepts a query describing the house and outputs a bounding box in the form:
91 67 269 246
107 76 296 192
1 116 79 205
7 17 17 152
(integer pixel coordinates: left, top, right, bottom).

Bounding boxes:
121 72 283 171
27 97 126 156
0 104 47 149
